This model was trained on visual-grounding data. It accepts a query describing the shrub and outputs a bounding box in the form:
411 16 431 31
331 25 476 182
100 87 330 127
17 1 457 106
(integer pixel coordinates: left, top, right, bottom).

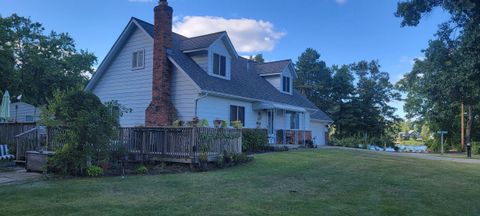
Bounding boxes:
44 91 121 176
471 142 480 155
232 153 251 164
135 165 148 174
242 129 268 153
232 121 243 129
215 154 224 168
86 165 104 177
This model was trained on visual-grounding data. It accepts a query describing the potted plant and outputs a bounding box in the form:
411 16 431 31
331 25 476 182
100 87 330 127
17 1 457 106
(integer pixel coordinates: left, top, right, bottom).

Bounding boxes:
198 143 209 171
214 119 223 128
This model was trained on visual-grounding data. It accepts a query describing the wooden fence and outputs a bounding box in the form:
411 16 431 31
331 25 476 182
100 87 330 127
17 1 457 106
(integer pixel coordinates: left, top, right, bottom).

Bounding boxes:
0 123 36 146
11 126 242 163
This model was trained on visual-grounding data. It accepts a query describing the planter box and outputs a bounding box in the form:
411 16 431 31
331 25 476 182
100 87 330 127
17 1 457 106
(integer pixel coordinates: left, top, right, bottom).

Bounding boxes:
26 151 55 172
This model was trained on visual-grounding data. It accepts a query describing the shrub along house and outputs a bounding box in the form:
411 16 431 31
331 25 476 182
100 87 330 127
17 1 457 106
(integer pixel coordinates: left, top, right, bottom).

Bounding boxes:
85 0 332 146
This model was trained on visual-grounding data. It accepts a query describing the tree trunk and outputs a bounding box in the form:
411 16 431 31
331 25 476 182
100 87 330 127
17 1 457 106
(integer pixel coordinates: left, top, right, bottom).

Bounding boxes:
465 105 473 147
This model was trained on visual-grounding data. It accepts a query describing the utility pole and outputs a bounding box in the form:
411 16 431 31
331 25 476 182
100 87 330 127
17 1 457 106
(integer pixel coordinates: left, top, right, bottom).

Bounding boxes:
437 131 448 155
461 102 464 150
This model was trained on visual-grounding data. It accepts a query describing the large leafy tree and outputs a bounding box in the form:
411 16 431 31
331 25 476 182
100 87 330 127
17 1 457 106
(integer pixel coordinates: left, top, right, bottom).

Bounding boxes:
294 48 333 113
395 0 480 147
349 60 400 137
330 65 356 137
0 14 96 106
294 48 399 138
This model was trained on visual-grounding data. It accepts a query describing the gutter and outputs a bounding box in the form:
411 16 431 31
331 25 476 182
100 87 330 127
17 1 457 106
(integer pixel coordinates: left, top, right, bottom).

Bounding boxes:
194 92 209 117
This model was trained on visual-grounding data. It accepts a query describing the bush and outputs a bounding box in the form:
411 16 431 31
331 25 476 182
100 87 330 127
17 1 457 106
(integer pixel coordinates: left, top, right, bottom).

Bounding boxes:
232 153 251 164
331 135 395 148
471 142 480 155
44 91 120 176
86 165 104 177
242 129 268 153
215 154 224 168
135 165 148 174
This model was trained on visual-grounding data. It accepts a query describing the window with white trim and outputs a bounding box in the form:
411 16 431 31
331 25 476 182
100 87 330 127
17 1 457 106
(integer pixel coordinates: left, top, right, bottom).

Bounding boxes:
282 76 291 93
132 50 144 69
213 53 227 77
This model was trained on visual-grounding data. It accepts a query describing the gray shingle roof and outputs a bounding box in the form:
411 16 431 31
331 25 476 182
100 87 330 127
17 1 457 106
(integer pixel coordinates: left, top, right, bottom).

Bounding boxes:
254 60 291 75
133 17 332 121
133 17 224 51
311 110 333 122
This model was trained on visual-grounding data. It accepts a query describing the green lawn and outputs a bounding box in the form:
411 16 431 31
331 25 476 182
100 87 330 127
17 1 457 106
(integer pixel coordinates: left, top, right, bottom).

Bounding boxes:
1 148 480 216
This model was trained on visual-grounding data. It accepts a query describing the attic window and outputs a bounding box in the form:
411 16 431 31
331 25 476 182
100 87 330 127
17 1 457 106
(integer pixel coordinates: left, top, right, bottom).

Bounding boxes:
282 76 291 93
213 53 226 77
132 50 144 70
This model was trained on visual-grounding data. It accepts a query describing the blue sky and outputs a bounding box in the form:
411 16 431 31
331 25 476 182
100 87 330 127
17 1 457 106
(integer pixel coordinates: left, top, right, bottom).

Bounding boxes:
1 0 450 118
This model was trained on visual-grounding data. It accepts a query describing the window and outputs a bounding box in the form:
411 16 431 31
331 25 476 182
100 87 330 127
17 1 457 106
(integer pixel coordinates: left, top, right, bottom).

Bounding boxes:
282 76 291 93
25 115 34 122
132 50 144 69
213 53 227 76
289 112 299 129
230 105 245 126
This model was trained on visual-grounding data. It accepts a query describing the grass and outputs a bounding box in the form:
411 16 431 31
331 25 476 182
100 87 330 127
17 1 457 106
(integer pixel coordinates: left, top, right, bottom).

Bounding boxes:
1 148 480 215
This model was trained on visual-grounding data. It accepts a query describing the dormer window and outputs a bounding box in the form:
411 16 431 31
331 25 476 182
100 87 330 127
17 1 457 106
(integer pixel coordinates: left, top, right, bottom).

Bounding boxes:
282 76 291 93
213 53 226 77
132 50 144 70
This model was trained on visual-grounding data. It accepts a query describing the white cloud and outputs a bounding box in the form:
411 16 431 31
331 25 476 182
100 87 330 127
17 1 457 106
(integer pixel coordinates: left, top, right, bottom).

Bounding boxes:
173 16 286 53
335 0 347 5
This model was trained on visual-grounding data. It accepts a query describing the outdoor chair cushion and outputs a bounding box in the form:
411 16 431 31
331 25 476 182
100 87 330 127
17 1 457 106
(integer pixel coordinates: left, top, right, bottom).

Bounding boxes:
0 144 14 160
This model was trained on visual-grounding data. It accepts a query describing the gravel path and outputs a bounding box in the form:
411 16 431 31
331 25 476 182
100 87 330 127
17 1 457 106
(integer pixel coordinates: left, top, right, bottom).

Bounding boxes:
323 146 480 164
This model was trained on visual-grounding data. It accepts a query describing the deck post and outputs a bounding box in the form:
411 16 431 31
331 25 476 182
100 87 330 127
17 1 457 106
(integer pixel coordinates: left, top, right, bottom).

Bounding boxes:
190 127 195 162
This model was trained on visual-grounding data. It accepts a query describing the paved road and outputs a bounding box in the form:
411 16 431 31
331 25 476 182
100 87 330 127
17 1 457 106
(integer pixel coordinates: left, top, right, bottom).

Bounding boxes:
323 146 480 164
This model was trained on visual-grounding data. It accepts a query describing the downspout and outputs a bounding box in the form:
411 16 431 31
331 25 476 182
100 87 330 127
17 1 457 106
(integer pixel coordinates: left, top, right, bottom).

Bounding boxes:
194 92 209 118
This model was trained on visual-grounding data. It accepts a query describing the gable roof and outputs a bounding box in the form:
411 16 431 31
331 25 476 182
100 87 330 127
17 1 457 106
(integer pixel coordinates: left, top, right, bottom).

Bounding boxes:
255 60 292 76
86 17 332 121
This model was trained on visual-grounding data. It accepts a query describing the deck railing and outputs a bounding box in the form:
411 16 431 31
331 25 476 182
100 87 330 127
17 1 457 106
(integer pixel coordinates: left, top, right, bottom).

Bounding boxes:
275 129 313 146
12 126 242 163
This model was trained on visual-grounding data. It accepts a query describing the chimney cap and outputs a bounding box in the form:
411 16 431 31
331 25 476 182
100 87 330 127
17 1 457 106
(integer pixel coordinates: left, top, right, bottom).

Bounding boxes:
159 0 168 5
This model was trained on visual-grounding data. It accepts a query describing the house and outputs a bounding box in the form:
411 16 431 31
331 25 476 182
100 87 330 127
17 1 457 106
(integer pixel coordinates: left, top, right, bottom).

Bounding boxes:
85 0 333 146
10 102 41 123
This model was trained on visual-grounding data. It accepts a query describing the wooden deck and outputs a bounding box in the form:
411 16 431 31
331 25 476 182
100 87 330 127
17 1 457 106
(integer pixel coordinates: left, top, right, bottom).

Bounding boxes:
10 126 243 164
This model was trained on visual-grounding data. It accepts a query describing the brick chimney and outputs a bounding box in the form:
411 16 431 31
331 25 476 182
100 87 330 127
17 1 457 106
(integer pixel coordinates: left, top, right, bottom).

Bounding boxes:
145 0 176 126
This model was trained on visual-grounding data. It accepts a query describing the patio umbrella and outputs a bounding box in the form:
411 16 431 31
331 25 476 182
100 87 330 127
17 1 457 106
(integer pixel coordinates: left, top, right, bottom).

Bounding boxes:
0 90 11 122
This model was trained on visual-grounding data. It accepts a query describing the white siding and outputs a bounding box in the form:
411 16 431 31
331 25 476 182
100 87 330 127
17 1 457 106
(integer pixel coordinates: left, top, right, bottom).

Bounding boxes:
171 66 200 121
92 27 153 127
190 54 208 72
262 66 294 94
208 38 232 79
264 75 281 90
197 96 258 128
311 121 328 146
9 102 41 123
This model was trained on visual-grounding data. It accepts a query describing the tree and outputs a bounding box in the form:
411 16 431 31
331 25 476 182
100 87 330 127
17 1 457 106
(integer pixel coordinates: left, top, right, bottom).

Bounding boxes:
395 0 480 147
294 48 333 113
45 91 118 176
330 65 355 137
253 54 264 63
349 60 400 137
0 14 96 106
